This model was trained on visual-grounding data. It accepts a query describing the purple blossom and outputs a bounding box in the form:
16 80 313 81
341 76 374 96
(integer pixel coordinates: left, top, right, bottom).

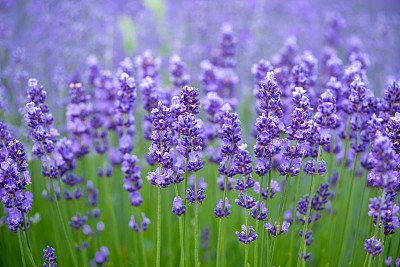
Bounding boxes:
129 212 150 232
214 197 232 218
364 237 382 256
235 225 258 244
172 196 186 216
43 246 57 267
92 246 109 266
264 220 290 237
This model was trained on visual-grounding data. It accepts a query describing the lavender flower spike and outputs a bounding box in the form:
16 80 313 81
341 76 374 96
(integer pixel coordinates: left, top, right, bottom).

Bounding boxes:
43 246 57 267
235 225 258 244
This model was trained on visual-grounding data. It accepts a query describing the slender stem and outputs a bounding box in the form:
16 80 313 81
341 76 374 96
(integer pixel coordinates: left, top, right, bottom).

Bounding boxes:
217 219 223 267
244 190 249 267
194 172 199 267
367 191 386 267
21 230 36 266
41 143 78 267
297 146 322 266
139 231 148 267
217 151 231 267
336 152 359 266
377 234 386 267
277 175 291 224
266 165 272 267
289 170 302 266
327 130 335 183
254 175 264 267
350 170 368 266
17 230 27 267
174 184 185 267
297 174 315 267
260 227 266 267
104 177 123 266
157 187 161 267
270 175 291 265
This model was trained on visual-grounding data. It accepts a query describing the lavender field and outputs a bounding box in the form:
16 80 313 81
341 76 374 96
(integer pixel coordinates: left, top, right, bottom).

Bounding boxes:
0 0 400 266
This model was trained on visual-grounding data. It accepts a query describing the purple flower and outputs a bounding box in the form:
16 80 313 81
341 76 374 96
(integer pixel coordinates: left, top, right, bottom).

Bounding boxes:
186 188 206 204
43 246 57 267
129 212 150 232
66 79 92 158
364 237 382 256
214 197 232 218
68 213 87 230
385 257 400 267
172 196 186 216
384 81 400 116
235 193 257 209
235 225 258 244
264 220 290 237
254 179 280 200
92 246 109 266
250 201 268 221
169 55 190 95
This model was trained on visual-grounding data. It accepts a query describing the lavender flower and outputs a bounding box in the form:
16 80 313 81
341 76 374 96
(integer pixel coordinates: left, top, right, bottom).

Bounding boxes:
69 213 87 231
66 79 92 158
172 196 186 216
235 225 258 244
43 246 57 267
364 237 382 256
264 220 290 237
92 246 109 266
169 55 190 95
250 201 268 221
129 213 150 232
385 257 400 267
0 133 33 233
214 197 232 218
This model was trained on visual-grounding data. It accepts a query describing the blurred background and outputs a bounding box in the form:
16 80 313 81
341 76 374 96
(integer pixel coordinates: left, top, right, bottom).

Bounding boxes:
1 0 399 120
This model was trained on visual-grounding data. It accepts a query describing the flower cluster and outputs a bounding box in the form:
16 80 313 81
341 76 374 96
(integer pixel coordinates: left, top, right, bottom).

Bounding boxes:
235 225 258 244
0 131 33 233
43 246 57 267
146 102 175 188
264 220 290 237
25 79 59 160
169 55 190 95
66 78 92 158
91 246 110 266
129 213 151 232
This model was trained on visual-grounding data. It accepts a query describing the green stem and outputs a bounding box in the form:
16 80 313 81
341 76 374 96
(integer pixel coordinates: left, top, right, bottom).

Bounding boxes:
174 184 185 267
270 175 291 265
140 231 148 267
377 234 386 267
336 152 359 266
254 175 264 267
244 190 249 267
194 172 199 267
260 227 266 267
17 230 27 267
297 174 315 267
277 175 291 224
217 219 223 267
297 146 322 266
217 152 232 267
289 170 302 266
266 166 272 267
367 191 386 267
21 230 36 266
157 187 161 267
41 143 78 267
350 170 368 266
104 177 123 266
